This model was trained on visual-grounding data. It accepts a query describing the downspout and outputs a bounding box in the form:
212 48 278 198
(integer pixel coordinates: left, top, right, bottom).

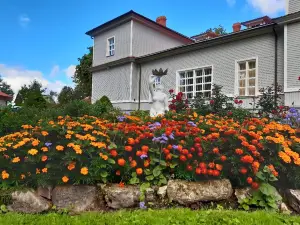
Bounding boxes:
138 63 142 110
273 26 278 107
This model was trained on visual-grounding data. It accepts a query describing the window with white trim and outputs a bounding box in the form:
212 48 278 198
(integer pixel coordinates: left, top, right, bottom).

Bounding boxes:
151 76 161 90
107 37 115 56
178 67 212 99
237 59 257 96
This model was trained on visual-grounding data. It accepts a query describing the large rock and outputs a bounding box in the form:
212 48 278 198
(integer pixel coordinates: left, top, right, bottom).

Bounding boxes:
102 184 140 209
37 186 53 200
286 189 300 213
157 185 168 199
8 190 52 213
167 179 233 205
235 188 252 203
52 185 104 212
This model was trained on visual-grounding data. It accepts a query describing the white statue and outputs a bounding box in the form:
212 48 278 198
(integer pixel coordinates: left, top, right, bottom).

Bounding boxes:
149 75 169 117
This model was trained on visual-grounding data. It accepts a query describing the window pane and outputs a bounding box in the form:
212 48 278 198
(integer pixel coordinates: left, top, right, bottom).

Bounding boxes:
204 68 212 75
249 79 255 86
239 62 246 71
249 70 256 78
204 84 211 90
248 87 255 96
204 76 211 83
196 70 203 77
196 85 202 91
187 79 193 85
239 88 245 96
249 61 256 69
187 93 193 99
204 92 211 98
196 77 202 84
179 86 185 92
187 86 193 92
109 38 114 44
179 73 185 79
239 80 245 87
239 71 246 80
187 71 193 78
180 79 185 85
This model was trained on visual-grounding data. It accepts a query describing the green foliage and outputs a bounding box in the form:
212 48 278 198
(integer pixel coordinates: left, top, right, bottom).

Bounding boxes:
239 166 282 211
73 47 93 98
98 96 113 108
0 209 299 224
15 80 46 106
58 86 75 105
130 110 150 119
24 91 47 109
206 25 227 35
62 100 91 117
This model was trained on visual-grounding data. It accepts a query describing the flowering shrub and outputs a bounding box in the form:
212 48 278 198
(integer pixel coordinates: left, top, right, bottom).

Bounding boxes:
168 90 189 112
0 113 300 189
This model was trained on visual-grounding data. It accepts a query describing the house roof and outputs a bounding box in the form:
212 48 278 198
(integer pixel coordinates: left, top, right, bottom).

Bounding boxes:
0 91 13 101
85 10 193 44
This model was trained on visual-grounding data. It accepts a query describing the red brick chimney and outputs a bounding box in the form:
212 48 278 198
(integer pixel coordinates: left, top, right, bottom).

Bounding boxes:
156 16 167 27
233 22 241 32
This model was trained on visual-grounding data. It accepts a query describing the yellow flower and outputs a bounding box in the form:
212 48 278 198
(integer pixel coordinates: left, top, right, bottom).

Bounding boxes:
80 167 88 175
56 145 64 151
20 174 26 180
1 170 9 179
36 168 41 174
12 157 20 163
41 131 49 136
62 176 69 183
278 151 291 163
28 149 38 155
65 134 72 139
42 168 48 173
41 147 48 152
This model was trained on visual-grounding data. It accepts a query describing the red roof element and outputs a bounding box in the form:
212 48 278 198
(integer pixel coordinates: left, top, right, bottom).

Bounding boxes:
0 91 13 101
241 16 273 28
191 31 219 41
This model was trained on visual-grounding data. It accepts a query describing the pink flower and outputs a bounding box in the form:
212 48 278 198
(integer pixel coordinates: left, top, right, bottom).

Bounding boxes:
210 100 215 105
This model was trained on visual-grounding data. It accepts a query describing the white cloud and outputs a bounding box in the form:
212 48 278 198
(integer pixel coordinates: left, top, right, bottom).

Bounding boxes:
64 65 76 78
247 0 285 15
226 0 236 7
0 64 73 98
19 14 31 28
49 65 60 77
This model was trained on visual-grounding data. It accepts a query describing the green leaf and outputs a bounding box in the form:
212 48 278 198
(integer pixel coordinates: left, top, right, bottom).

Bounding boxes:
100 171 108 178
242 204 250 211
256 171 266 181
129 177 140 184
152 158 160 163
131 172 137 177
107 158 115 164
170 163 178 169
145 175 154 181
153 166 161 177
144 169 152 175
108 142 117 150
160 160 167 167
140 182 150 192
259 183 277 196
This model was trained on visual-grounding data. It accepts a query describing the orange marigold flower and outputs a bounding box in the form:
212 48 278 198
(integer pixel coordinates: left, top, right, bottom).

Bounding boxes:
110 150 118 157
119 181 125 188
248 145 257 152
144 160 150 167
32 139 40 147
68 162 76 171
62 176 69 183
241 155 254 164
239 167 248 174
28 149 38 155
80 167 88 175
235 148 244 155
141 145 149 152
116 170 121 176
208 162 215 169
278 151 292 163
56 145 64 151
125 146 133 152
216 164 223 171
41 131 49 136
136 168 143 175
41 155 48 162
220 155 227 161
36 168 40 174
12 157 20 163
127 138 135 145
41 147 48 152
42 168 48 173
212 147 219 154
20 174 26 180
130 160 137 168
1 170 9 179
118 158 126 166
65 134 72 139
100 154 108 161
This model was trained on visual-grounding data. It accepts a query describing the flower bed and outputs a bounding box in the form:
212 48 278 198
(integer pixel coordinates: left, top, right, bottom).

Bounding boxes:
0 113 300 190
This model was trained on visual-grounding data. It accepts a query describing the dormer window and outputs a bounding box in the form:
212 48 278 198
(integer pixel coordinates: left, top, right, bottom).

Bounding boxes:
107 37 115 56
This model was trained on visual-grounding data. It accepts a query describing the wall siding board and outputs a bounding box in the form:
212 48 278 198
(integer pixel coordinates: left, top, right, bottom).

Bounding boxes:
132 21 187 57
93 22 131 66
289 0 300 14
138 34 276 101
92 64 131 103
287 23 300 89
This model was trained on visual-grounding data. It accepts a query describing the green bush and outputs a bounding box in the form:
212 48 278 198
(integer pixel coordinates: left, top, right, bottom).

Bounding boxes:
61 100 92 117
97 95 113 108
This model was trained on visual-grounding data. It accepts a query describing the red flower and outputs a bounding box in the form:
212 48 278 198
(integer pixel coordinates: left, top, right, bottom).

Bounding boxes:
298 76 300 81
247 177 253 184
234 99 239 104
210 100 215 105
251 182 259 189
169 89 174 93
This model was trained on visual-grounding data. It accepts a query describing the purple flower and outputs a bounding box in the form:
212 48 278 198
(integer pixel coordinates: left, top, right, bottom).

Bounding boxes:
45 142 52 147
117 116 126 122
169 133 175 140
152 137 160 143
172 145 178 150
148 122 161 130
139 201 147 209
160 140 167 144
187 121 197 127
289 108 297 113
140 154 148 159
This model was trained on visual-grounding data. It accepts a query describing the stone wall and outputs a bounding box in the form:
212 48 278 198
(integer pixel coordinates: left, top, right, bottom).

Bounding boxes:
4 179 300 214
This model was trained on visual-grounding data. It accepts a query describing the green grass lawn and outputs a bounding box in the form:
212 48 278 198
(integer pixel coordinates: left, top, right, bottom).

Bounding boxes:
0 209 299 225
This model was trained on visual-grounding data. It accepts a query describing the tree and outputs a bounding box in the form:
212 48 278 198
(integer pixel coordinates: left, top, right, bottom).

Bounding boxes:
15 80 46 106
73 47 93 98
58 86 75 105
206 25 227 35
0 75 14 97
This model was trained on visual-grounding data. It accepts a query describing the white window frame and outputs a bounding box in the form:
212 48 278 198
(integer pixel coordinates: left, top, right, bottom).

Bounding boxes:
235 57 258 97
175 65 214 99
106 36 115 57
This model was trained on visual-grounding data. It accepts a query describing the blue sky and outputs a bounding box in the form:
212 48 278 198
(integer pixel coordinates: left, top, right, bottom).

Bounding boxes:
0 0 285 95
